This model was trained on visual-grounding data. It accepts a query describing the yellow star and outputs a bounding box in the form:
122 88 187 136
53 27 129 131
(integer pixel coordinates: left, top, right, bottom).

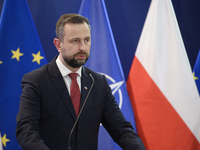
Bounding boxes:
11 47 24 61
0 61 2 64
1 134 10 147
32 51 44 65
193 72 198 80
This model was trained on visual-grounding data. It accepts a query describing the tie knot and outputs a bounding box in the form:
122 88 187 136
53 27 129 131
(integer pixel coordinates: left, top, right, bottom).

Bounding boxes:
69 73 78 81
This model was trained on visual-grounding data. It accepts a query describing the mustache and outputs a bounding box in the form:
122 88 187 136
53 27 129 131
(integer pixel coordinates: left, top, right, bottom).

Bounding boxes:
74 52 88 56
76 52 87 54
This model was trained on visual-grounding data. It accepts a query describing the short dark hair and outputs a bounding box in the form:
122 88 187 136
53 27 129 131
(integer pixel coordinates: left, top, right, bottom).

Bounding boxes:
55 13 90 41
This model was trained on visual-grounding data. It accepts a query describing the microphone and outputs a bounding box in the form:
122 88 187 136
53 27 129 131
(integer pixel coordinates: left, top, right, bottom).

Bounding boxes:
68 71 94 150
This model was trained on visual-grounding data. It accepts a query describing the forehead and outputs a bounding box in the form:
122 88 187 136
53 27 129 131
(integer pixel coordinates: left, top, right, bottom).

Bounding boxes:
63 23 91 38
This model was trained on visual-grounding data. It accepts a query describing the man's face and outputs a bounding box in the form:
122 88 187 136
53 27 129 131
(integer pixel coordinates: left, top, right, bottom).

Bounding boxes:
59 22 91 69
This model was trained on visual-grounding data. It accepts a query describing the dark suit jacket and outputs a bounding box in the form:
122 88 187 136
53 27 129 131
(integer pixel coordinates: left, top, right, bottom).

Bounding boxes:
16 56 145 150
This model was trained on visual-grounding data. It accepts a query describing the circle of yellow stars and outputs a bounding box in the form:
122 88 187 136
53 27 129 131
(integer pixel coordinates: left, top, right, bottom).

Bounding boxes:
0 47 44 65
0 48 44 148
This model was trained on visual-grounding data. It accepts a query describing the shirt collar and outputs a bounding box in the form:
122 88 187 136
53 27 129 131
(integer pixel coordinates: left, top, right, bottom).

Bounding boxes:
56 56 82 78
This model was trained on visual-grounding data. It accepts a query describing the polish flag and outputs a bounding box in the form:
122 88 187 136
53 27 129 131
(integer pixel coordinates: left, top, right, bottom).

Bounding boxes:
127 0 200 149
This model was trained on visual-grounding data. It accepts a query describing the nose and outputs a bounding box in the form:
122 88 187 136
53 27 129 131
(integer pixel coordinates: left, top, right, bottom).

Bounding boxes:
79 41 86 51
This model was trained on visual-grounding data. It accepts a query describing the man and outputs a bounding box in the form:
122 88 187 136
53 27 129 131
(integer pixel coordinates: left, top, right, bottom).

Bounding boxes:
16 13 145 150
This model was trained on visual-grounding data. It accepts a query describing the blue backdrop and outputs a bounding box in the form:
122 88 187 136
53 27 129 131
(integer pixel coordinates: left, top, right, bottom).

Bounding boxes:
1 0 200 149
1 0 199 80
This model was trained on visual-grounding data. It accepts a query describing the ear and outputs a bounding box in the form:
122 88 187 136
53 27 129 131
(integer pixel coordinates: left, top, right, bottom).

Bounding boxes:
53 38 62 53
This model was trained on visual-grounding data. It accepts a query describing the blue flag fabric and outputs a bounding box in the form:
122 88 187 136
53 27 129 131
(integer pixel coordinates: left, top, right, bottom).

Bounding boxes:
78 0 137 149
0 0 47 149
193 49 200 94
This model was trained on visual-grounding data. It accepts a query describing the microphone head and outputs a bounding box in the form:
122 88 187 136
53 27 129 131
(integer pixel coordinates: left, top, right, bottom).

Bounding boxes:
85 68 92 75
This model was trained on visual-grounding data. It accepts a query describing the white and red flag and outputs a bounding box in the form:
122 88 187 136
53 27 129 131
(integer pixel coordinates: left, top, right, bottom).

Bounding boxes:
127 0 200 149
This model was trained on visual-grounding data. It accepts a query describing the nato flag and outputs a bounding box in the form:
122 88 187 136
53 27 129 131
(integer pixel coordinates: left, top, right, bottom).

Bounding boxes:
78 0 137 149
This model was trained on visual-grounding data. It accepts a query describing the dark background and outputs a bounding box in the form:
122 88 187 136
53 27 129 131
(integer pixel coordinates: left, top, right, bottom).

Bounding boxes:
1 0 200 80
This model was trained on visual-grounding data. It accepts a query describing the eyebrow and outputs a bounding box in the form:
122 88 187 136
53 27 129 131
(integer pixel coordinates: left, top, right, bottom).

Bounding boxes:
71 36 91 40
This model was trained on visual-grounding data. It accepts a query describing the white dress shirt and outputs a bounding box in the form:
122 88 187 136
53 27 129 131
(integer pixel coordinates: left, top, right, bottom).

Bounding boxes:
56 57 82 95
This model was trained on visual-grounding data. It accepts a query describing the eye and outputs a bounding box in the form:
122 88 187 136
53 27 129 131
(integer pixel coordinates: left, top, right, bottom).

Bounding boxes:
73 39 77 43
85 38 90 42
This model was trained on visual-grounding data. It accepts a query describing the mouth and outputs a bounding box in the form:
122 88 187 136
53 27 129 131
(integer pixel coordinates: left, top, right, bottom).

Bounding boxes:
75 52 87 59
75 53 86 59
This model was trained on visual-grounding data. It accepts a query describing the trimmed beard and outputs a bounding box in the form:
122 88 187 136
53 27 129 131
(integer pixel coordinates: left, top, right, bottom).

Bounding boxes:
63 52 89 68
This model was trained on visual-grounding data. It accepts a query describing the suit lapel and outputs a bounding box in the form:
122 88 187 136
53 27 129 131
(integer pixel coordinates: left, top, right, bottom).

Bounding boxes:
77 67 94 128
47 58 93 122
80 67 92 108
48 57 77 121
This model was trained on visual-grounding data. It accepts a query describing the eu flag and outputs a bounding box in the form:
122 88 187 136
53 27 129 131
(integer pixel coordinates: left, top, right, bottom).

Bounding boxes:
78 0 137 149
193 49 200 95
0 0 47 149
